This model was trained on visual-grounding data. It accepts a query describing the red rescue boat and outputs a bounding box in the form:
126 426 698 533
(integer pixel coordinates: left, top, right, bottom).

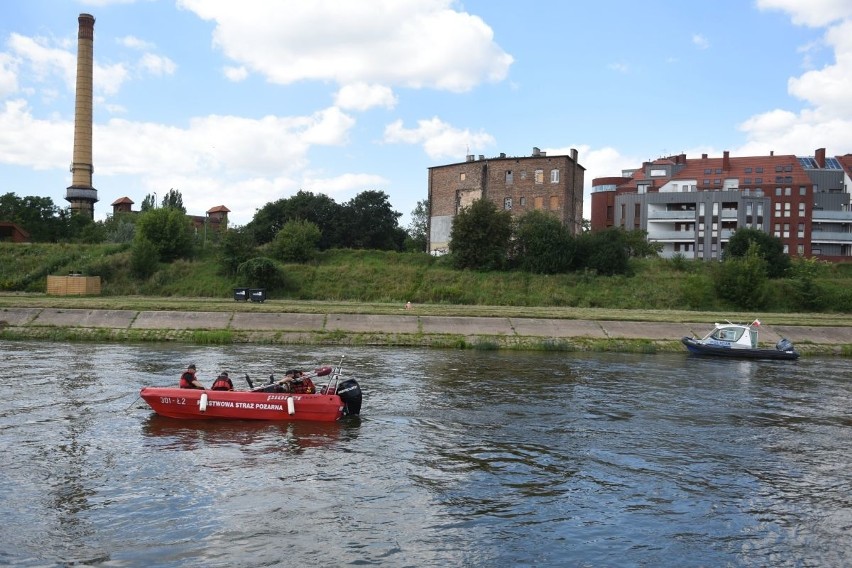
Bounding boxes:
140 364 362 422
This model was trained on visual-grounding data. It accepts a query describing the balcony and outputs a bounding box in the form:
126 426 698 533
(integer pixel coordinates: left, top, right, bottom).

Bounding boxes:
646 210 696 220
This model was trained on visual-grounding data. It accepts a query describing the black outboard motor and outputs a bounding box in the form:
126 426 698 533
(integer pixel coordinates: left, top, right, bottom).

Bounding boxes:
335 378 362 416
776 338 794 352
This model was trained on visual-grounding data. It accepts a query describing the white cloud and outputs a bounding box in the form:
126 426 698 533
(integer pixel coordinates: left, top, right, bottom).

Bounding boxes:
224 65 248 82
384 116 495 160
738 10 852 155
177 0 513 92
608 62 629 73
118 35 154 50
692 33 710 49
756 0 852 27
138 53 177 76
8 31 129 96
335 83 398 111
0 53 19 97
302 172 390 196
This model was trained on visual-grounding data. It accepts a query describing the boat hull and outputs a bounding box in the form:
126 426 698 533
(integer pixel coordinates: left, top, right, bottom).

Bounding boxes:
140 387 347 422
681 337 800 360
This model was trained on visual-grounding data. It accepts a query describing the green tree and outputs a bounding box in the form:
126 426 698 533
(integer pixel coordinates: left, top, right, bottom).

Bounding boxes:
237 257 286 290
449 198 513 271
513 210 575 274
130 237 160 279
218 227 257 275
714 241 770 309
340 190 404 250
270 219 321 263
577 228 632 275
161 188 186 212
135 207 194 262
0 192 65 242
247 190 344 247
724 227 790 278
405 199 429 252
140 193 156 212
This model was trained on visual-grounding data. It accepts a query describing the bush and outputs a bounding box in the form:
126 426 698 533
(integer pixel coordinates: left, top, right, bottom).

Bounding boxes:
237 257 287 291
131 238 160 279
270 219 321 263
714 243 770 309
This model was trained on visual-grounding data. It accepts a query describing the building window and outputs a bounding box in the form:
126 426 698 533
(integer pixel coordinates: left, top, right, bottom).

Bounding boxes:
534 196 543 209
745 167 753 173
783 244 789 254
784 203 790 217
774 223 780 237
799 186 806 196
504 197 512 210
775 187 782 196
520 171 527 180
756 167 764 173
714 178 721 185
798 223 804 238
505 170 513 184
775 165 783 173
785 165 793 172
755 177 763 184
798 203 805 216
550 196 559 210
535 170 544 184
460 173 466 181
704 168 712 174
783 223 790 238
550 169 559 183
785 187 791 196
703 179 710 185
744 178 752 184
797 244 804 255
715 168 722 174
775 203 782 215
520 196 526 206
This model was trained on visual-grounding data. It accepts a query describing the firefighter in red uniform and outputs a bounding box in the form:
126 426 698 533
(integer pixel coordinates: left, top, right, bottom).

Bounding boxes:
179 364 206 389
210 371 234 391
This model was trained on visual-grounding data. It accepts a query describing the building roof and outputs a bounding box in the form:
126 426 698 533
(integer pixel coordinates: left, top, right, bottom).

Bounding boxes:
207 205 230 213
110 196 134 205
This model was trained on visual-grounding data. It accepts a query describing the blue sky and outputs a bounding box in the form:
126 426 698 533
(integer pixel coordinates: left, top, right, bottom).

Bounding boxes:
1 0 851 228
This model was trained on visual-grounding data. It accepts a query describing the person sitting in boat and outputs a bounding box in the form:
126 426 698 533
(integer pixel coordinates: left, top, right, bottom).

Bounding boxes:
280 369 316 394
179 364 206 389
210 371 234 391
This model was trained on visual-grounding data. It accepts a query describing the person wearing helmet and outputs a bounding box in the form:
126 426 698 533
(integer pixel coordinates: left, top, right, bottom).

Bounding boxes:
179 364 206 389
211 371 234 391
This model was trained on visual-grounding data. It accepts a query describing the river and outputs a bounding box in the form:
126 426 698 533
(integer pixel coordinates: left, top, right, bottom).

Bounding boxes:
1 340 850 567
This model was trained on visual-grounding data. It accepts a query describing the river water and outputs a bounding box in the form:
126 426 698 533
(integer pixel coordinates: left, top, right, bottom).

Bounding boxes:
1 340 851 567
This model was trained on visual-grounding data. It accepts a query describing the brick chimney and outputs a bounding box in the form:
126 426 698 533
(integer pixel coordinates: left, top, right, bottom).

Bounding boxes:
815 148 826 168
723 150 730 171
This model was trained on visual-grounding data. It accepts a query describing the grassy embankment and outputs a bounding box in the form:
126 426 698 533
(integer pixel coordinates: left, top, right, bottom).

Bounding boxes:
1 242 851 353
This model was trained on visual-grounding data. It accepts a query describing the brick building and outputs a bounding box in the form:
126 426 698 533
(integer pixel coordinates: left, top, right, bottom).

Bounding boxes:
428 147 584 254
591 148 852 262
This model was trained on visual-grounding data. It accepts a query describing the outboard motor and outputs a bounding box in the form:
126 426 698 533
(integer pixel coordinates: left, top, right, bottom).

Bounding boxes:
335 378 362 416
776 338 794 352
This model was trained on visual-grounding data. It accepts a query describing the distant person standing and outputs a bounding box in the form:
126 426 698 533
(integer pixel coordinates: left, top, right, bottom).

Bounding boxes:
179 364 205 389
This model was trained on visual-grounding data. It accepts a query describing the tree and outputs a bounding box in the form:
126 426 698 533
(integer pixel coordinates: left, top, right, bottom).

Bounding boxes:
0 192 64 242
160 188 186 212
714 241 769 309
218 227 257 275
449 198 513 271
724 227 790 278
405 199 429 252
135 207 194 262
270 219 321 263
577 228 631 276
140 193 156 212
513 210 575 274
339 190 404 250
247 190 344 247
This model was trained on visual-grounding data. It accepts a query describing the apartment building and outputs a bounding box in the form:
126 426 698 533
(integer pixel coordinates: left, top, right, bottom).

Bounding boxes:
428 147 585 254
591 148 852 261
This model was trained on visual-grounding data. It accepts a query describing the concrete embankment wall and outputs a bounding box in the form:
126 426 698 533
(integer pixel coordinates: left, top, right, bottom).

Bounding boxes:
1 307 851 354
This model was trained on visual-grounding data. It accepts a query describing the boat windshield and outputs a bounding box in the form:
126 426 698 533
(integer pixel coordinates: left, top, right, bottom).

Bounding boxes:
710 327 745 342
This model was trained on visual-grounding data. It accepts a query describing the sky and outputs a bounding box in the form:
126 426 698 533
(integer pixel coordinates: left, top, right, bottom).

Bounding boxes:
1 0 852 229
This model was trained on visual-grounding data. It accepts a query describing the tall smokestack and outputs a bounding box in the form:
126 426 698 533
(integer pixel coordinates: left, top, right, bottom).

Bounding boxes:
65 13 98 219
